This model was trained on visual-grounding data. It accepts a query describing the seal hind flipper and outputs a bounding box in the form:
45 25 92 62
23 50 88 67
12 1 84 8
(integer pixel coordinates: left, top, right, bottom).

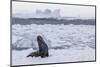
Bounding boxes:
26 51 40 57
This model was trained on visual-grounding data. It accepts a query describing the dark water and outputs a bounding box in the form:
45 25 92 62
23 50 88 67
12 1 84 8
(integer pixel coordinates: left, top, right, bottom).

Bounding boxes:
12 18 95 25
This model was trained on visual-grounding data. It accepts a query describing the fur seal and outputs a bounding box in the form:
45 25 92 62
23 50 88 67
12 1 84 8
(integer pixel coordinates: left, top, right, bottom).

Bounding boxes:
27 35 49 58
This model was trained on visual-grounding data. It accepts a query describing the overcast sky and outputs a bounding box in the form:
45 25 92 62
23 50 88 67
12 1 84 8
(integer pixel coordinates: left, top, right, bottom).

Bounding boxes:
12 1 95 19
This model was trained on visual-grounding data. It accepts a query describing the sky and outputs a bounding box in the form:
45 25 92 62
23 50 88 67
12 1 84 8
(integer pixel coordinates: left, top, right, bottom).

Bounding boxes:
12 1 95 19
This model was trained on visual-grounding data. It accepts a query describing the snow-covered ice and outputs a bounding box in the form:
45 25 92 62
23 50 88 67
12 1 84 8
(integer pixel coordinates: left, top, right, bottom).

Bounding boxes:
12 24 95 66
12 48 95 66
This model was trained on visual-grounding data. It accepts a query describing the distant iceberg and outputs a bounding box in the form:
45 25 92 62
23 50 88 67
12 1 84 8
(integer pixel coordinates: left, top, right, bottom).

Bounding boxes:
34 9 60 19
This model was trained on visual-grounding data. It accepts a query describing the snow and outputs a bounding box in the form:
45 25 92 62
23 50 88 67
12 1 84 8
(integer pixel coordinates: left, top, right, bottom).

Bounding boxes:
12 48 95 66
12 24 95 66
